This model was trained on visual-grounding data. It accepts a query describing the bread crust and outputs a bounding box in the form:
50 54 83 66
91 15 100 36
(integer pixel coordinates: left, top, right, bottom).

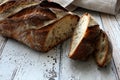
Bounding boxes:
9 5 57 20
0 13 79 52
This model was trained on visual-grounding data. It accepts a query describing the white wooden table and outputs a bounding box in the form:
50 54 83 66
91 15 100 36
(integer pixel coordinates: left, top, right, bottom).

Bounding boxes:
0 8 120 80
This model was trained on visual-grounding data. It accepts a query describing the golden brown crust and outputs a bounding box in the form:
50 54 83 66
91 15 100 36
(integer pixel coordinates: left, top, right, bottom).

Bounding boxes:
0 19 47 51
0 13 79 52
0 0 39 13
0 0 16 13
0 18 43 37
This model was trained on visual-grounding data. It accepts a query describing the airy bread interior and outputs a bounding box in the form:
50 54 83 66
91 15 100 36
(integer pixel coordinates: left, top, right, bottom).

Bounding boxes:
69 14 92 57
45 14 79 50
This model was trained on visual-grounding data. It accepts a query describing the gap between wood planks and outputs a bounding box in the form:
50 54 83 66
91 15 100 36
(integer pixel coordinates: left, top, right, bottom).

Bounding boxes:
58 44 63 80
0 37 7 58
100 13 120 80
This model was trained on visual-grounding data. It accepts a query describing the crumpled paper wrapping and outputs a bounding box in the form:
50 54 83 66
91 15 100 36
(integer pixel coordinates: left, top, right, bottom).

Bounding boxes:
48 0 73 7
50 0 120 15
72 0 120 15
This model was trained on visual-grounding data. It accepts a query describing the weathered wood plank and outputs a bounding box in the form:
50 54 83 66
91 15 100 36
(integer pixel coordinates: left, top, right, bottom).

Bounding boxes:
0 36 7 57
101 13 120 79
59 8 118 80
0 39 61 80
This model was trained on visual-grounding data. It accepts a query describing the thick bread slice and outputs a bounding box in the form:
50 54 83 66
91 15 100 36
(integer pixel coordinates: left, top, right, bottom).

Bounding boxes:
0 13 79 52
94 30 112 67
69 13 100 60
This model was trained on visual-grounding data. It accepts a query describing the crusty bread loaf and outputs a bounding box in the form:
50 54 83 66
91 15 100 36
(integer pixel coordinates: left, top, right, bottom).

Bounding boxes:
94 30 112 67
69 13 112 67
0 0 79 52
69 13 100 60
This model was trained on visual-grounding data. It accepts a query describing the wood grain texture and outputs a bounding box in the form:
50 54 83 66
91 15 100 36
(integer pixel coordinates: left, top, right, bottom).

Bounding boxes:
0 36 7 57
100 13 120 79
0 39 61 80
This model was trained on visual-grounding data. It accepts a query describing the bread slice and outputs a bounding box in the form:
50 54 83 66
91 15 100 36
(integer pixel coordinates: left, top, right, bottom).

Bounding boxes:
69 13 100 60
94 30 112 67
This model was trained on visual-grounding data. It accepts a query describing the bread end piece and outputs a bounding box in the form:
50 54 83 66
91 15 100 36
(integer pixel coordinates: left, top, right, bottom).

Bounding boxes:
94 30 112 67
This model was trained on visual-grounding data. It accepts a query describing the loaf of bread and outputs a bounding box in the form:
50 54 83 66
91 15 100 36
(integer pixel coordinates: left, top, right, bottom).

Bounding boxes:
69 13 112 67
0 0 79 52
